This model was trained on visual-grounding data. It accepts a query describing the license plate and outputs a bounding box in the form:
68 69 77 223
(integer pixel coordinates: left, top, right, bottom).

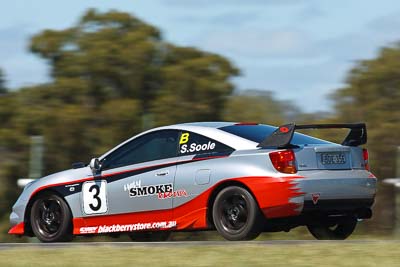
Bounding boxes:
320 153 346 165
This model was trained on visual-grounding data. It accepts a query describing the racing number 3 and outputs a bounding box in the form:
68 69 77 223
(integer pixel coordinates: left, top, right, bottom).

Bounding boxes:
89 184 101 211
83 181 108 215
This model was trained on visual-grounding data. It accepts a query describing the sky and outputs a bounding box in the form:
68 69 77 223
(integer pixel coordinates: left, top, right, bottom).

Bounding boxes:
1 0 400 112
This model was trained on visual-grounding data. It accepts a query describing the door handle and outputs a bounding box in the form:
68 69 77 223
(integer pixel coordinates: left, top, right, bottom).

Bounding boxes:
156 170 169 176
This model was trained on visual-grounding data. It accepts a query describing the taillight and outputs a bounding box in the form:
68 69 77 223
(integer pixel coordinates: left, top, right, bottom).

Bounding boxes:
363 148 370 171
269 150 297 174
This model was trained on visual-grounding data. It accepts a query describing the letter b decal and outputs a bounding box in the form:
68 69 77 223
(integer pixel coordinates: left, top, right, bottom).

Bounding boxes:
180 133 190 144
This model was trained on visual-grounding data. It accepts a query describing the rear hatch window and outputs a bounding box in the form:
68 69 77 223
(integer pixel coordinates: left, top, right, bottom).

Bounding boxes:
219 124 332 146
220 124 357 170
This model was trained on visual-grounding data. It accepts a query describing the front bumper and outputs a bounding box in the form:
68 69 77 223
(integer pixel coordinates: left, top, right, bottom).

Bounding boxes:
8 222 24 235
8 193 29 235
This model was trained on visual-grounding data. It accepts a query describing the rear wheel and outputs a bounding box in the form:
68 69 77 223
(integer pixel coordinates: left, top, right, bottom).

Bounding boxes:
307 216 357 240
212 186 262 241
129 231 171 242
30 193 73 242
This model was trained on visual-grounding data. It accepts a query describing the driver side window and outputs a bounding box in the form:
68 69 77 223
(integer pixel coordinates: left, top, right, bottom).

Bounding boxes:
101 130 179 170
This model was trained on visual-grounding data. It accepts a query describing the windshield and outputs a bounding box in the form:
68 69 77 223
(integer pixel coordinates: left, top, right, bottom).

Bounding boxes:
220 124 332 145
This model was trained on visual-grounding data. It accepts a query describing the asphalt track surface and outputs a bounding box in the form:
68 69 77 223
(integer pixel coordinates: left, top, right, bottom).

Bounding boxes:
1 240 399 249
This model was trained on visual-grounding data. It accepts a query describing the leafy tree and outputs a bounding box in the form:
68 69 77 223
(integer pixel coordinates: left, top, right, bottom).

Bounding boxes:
152 46 239 125
30 9 162 111
332 45 400 178
222 89 299 125
29 9 238 127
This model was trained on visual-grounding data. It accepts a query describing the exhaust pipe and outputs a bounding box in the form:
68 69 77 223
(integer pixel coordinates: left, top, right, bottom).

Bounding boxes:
355 208 372 219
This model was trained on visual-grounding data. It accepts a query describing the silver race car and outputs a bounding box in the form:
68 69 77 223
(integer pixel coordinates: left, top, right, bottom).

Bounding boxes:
9 122 377 242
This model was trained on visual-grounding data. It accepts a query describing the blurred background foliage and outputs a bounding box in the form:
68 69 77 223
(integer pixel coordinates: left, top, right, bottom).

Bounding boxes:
0 9 399 241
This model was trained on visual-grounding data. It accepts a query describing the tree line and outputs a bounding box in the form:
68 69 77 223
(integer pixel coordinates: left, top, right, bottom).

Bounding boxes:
0 9 399 240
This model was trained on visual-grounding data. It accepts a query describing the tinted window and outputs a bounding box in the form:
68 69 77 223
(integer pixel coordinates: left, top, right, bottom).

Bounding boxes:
220 125 331 145
101 130 179 169
178 131 234 155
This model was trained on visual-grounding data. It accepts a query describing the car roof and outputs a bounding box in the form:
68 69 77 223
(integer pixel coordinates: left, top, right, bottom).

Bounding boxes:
173 121 236 128
99 122 258 159
153 122 257 149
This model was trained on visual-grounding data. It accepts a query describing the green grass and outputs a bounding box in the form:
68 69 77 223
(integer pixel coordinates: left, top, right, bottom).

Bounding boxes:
0 242 400 267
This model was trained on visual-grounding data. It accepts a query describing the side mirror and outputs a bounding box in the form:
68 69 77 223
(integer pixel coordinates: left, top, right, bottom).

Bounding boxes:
89 158 101 174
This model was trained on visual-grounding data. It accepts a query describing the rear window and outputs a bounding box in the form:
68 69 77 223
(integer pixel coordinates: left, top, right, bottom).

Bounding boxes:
220 124 331 145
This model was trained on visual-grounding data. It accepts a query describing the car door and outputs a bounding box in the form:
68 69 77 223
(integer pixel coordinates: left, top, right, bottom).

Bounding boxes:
81 130 180 224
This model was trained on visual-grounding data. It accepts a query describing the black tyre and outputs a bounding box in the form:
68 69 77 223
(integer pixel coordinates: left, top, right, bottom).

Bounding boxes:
30 193 73 242
129 231 171 242
212 186 262 241
307 216 357 240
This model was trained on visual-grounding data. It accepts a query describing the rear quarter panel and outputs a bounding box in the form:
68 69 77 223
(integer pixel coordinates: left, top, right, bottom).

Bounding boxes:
173 150 305 225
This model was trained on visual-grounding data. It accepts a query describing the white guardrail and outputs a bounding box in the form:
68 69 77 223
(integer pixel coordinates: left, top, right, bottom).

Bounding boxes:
383 178 400 188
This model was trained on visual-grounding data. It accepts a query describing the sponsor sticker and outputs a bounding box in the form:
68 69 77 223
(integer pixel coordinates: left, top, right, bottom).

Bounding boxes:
179 132 216 154
65 183 79 192
79 221 177 234
180 141 216 154
123 180 142 192
158 189 188 199
123 180 188 199
79 226 98 234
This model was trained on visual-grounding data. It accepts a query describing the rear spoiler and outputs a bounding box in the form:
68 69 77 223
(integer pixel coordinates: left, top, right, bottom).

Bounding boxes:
257 123 367 148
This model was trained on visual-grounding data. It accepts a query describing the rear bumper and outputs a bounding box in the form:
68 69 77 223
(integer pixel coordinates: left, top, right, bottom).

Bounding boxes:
303 198 374 210
296 172 377 217
250 172 377 220
261 174 377 232
298 176 376 199
302 198 374 218
263 197 374 232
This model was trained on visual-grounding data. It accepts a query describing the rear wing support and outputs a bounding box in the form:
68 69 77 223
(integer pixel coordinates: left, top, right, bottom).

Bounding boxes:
257 123 367 148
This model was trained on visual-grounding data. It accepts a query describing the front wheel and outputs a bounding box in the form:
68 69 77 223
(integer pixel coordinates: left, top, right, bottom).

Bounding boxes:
212 186 262 241
30 193 73 242
307 216 357 240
